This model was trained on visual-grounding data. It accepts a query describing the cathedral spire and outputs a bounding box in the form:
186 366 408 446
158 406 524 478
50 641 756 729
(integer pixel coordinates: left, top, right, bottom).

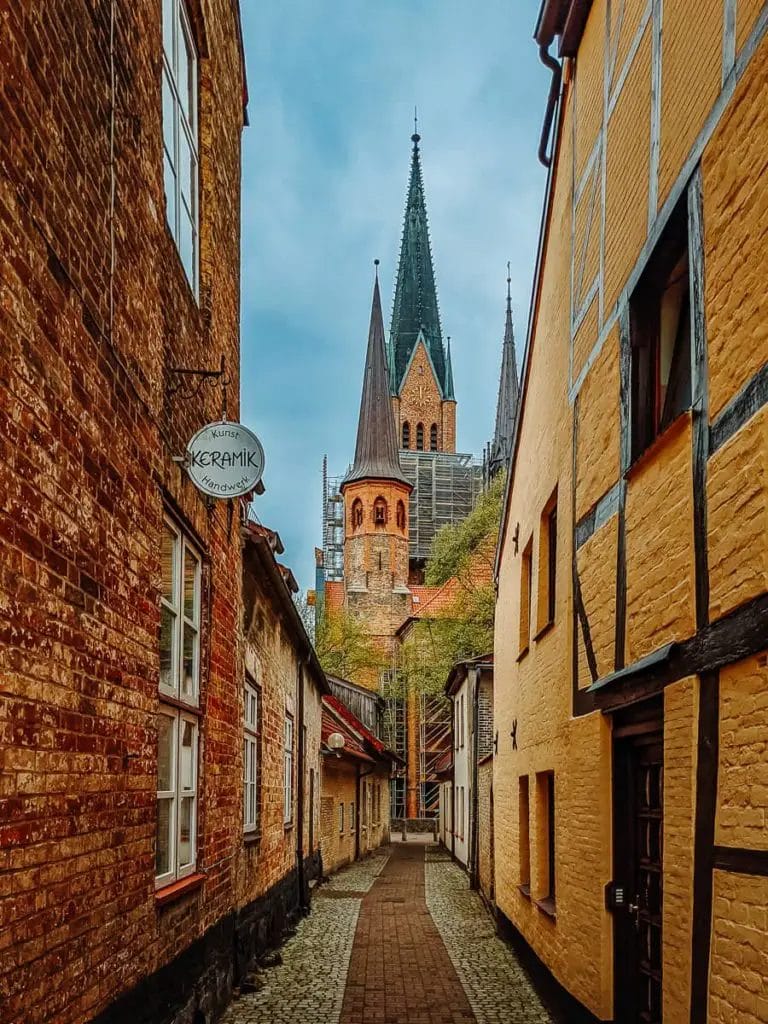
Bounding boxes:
445 336 455 401
489 266 520 477
343 263 410 488
389 131 448 396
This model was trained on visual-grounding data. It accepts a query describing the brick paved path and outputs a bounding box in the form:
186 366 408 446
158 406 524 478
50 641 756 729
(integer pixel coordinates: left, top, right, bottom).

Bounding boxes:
222 843 552 1024
340 843 475 1024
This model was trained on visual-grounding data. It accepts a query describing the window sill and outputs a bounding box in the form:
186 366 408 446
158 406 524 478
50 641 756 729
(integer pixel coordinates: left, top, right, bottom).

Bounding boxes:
626 408 691 481
284 822 294 832
244 831 261 847
516 645 530 663
533 619 555 642
518 883 531 900
155 872 205 907
158 693 202 716
534 895 557 920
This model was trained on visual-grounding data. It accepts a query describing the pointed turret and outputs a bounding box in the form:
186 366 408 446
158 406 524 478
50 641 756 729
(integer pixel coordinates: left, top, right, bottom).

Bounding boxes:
489 269 520 477
444 336 455 401
343 264 410 488
389 132 448 396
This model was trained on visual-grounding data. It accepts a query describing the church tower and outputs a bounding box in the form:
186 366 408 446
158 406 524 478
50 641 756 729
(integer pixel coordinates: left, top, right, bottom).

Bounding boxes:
389 132 457 454
341 265 412 674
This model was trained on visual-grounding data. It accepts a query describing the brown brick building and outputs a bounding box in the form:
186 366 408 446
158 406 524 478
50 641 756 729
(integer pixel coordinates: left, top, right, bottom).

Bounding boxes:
493 1 768 1021
0 3 325 1022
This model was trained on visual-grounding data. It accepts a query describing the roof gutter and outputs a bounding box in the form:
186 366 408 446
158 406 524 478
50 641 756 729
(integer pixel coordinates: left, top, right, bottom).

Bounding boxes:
537 43 562 168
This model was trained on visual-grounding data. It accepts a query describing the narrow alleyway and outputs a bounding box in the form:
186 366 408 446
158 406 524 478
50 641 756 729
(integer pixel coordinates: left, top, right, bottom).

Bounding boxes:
222 842 552 1024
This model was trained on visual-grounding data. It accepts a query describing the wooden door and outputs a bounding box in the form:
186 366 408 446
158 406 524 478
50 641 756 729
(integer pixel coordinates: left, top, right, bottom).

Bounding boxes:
613 711 664 1023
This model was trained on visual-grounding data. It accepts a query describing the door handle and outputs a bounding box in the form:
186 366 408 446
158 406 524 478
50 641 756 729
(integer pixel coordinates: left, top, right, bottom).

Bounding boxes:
628 901 640 930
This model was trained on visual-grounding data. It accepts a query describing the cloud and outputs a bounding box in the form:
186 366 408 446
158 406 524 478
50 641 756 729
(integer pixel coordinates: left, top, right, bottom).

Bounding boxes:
238 0 549 589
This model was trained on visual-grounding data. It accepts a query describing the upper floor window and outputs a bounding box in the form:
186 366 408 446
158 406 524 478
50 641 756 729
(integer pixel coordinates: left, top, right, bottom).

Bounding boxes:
630 198 691 462
374 497 387 525
244 678 260 835
430 424 438 451
351 498 363 530
162 0 199 293
156 707 198 887
396 500 406 531
402 421 411 449
537 489 558 632
161 518 201 705
519 536 533 657
416 423 424 451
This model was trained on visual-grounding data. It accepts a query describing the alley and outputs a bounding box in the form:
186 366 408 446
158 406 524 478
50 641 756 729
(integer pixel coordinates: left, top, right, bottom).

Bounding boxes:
222 842 552 1024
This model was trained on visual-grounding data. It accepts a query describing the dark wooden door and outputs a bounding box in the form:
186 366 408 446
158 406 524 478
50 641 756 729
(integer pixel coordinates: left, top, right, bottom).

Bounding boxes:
613 714 664 1024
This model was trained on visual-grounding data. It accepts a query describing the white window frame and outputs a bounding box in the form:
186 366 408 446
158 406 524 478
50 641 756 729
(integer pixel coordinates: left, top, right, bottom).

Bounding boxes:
349 801 355 833
244 679 260 835
339 801 344 834
283 715 294 826
156 707 198 888
160 517 201 707
162 0 199 294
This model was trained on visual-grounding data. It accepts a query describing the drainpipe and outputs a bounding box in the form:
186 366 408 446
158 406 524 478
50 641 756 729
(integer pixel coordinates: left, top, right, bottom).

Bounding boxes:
296 660 307 913
537 43 562 168
469 668 481 891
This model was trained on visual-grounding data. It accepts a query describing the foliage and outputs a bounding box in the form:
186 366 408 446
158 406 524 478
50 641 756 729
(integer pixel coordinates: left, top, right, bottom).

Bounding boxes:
396 473 505 699
425 471 505 587
314 605 385 681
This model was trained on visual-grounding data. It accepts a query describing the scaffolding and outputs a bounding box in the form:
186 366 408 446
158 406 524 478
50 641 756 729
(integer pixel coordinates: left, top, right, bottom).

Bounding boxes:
321 457 345 583
381 670 407 820
419 693 452 817
398 451 483 563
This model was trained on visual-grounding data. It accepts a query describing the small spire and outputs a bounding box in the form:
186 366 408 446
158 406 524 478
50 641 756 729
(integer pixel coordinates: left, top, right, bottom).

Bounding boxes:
506 261 512 307
374 257 380 280
489 275 520 477
412 106 420 146
444 336 455 401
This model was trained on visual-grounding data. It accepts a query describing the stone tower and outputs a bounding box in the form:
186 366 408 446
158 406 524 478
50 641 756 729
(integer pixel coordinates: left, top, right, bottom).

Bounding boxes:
341 267 412 672
389 133 457 454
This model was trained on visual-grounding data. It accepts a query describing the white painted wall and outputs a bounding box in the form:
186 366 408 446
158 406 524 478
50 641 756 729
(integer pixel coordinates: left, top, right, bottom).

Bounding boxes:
452 675 471 866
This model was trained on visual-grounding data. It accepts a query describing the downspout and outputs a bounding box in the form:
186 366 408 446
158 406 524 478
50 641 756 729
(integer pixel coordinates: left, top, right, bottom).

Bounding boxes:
296 660 307 913
537 43 562 168
469 668 481 891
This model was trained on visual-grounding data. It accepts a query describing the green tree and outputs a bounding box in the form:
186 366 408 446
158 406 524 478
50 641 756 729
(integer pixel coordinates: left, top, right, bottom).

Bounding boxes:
314 606 385 681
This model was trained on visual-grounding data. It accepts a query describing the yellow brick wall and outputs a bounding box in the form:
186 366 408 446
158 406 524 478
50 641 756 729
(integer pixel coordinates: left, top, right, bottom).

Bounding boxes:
573 0 605 180
709 870 768 1024
624 415 696 662
707 405 768 620
657 0 723 210
717 653 768 850
572 290 599 385
663 677 698 1024
575 325 620 518
320 760 358 875
576 515 618 680
737 0 766 52
703 30 768 420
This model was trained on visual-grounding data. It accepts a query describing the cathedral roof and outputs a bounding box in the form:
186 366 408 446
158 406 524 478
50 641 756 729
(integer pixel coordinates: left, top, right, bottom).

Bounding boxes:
343 268 410 489
489 272 520 475
389 133 449 397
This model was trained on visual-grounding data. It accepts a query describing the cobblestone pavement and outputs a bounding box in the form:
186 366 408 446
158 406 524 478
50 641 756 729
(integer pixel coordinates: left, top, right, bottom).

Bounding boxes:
223 843 553 1024
425 849 552 1024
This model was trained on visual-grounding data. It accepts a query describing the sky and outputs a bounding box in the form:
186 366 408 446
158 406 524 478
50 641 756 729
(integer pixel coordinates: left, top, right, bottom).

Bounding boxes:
239 0 549 591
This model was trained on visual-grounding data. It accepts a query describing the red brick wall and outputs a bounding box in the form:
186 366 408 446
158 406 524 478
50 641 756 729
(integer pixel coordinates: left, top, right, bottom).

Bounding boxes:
0 2 246 1021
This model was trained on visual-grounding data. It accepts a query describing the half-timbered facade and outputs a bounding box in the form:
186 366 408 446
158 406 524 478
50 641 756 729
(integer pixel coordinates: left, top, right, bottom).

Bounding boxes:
494 1 768 1021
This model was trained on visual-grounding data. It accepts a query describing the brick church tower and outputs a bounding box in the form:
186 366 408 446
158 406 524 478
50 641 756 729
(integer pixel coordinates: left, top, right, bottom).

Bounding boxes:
388 131 456 455
340 266 413 672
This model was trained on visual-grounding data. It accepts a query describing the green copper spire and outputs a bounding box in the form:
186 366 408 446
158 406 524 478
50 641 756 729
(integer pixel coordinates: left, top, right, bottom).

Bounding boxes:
389 131 448 396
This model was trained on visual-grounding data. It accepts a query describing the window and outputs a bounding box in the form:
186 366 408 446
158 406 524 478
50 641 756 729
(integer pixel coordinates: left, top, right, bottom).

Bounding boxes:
519 536 533 656
460 694 465 748
156 709 198 887
162 0 199 292
396 500 406 531
416 423 424 450
373 497 387 525
536 771 556 908
537 490 558 632
430 424 438 451
160 519 201 705
630 198 691 462
519 776 530 892
243 678 260 834
339 801 345 834
402 421 410 449
351 498 363 529
349 802 355 833
283 715 294 826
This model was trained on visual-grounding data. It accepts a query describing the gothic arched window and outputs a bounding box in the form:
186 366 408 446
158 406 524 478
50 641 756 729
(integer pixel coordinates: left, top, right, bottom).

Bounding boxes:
402 421 410 449
373 497 387 526
416 423 424 451
351 498 363 529
396 501 406 531
430 424 438 451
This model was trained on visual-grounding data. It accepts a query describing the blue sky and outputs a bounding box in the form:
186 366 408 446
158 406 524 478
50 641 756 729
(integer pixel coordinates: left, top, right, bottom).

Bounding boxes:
239 0 548 590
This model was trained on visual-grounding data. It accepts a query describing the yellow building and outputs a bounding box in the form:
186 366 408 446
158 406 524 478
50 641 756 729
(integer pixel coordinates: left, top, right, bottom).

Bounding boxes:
493 1 768 1022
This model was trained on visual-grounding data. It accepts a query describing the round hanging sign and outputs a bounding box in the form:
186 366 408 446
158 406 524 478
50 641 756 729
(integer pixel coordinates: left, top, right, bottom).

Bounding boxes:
186 421 265 499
